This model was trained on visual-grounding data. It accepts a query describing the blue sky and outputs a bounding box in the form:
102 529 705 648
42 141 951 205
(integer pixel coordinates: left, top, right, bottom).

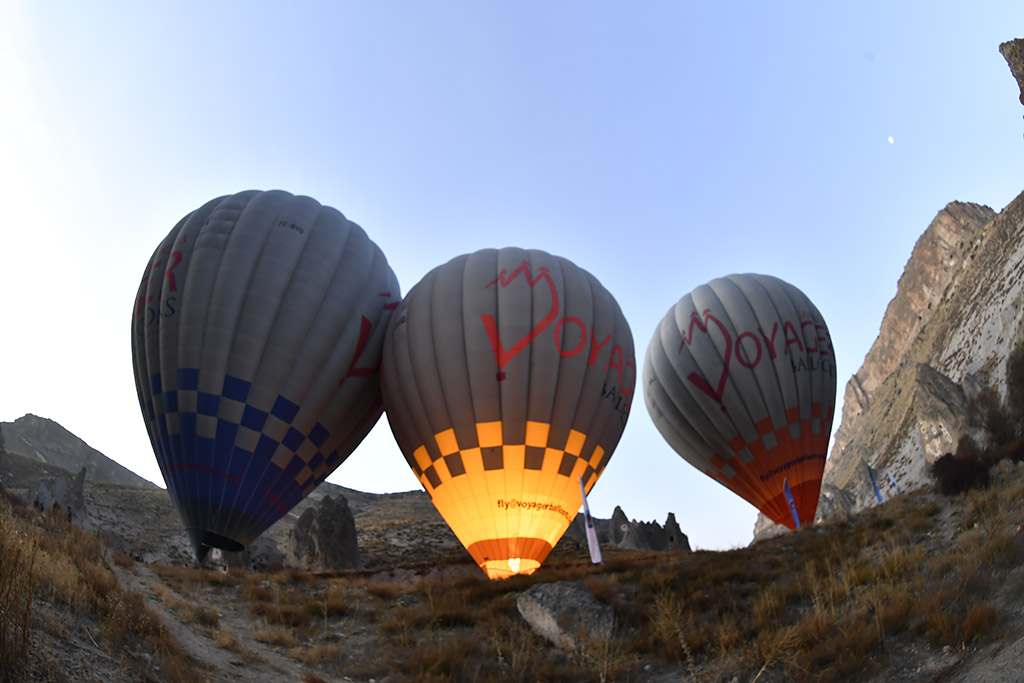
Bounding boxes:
2 2 1022 550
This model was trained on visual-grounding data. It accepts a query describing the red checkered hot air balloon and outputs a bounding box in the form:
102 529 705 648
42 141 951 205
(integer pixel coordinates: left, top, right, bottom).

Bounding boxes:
643 273 836 530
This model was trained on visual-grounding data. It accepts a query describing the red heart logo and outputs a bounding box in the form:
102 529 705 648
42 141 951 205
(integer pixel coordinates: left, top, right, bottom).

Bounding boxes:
480 261 560 380
679 309 732 412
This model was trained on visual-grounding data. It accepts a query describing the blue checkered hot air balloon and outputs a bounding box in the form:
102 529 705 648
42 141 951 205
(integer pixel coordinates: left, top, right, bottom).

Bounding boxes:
131 190 399 561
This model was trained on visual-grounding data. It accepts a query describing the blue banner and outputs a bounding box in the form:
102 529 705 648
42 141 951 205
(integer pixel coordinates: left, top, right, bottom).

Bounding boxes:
887 470 900 495
783 478 801 529
866 463 883 503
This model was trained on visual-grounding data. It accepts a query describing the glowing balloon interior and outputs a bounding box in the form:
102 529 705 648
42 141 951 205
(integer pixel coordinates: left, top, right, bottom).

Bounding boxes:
131 190 399 561
643 273 836 529
381 248 635 579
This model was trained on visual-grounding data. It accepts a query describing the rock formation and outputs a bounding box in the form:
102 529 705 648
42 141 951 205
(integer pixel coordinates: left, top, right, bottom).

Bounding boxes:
610 507 690 552
563 505 691 552
828 202 994 470
287 494 363 571
29 467 89 529
515 581 614 652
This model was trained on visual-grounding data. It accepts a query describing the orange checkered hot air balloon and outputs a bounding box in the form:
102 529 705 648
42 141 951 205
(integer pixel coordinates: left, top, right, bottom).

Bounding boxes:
380 248 635 579
643 273 836 530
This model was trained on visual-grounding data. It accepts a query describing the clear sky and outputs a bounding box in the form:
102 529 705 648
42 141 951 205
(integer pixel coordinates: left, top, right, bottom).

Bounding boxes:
2 2 1023 551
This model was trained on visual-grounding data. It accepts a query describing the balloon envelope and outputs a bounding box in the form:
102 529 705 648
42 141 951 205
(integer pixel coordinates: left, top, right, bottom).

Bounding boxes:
643 273 836 529
131 190 399 560
381 248 634 579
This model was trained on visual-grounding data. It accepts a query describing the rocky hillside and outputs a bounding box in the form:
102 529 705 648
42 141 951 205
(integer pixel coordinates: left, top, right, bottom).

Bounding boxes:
4 448 1024 682
757 39 1024 538
0 419 686 574
1 414 155 489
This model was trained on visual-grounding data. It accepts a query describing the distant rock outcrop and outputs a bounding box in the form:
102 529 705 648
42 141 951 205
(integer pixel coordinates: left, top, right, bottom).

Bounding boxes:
564 505 691 553
2 415 155 489
611 506 690 552
287 494 363 571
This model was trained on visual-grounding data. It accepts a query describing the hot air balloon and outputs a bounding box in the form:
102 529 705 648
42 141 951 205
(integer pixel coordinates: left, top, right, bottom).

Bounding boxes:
643 273 836 529
131 190 399 561
380 248 634 579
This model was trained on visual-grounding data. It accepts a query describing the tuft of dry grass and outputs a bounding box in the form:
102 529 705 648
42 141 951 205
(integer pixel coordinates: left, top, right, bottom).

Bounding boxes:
254 623 298 647
0 489 36 681
0 485 202 681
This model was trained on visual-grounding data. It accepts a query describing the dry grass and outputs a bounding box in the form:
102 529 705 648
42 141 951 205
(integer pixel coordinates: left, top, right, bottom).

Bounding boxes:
182 468 1016 682
4 456 1024 682
0 486 203 681
0 488 36 681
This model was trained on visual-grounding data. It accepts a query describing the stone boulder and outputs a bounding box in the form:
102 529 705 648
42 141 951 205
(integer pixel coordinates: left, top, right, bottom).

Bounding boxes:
287 494 362 571
516 581 614 652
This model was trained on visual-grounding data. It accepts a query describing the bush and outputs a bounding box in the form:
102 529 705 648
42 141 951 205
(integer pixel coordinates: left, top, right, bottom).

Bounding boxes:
931 438 991 495
1005 341 1024 422
967 386 1017 448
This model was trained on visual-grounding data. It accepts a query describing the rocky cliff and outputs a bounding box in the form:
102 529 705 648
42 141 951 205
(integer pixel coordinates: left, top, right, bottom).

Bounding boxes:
754 40 1024 539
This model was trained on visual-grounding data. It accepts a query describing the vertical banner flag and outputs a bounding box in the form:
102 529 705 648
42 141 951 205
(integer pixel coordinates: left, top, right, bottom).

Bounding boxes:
783 478 801 529
579 477 603 564
866 463 883 503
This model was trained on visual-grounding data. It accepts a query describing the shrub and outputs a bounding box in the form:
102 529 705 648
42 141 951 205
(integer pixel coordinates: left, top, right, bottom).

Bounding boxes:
1005 340 1024 424
931 438 991 495
967 386 1017 448
994 437 1024 464
254 623 297 647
